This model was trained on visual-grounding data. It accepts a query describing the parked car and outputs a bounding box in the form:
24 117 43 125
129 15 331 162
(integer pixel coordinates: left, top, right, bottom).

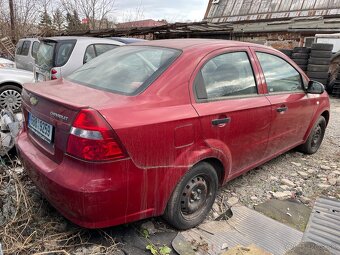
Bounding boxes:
35 36 124 82
17 39 330 230
110 37 146 44
0 68 34 111
15 38 40 71
0 57 15 69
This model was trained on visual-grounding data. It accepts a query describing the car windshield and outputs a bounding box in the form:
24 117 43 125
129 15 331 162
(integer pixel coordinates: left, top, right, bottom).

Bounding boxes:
67 46 181 95
36 41 56 70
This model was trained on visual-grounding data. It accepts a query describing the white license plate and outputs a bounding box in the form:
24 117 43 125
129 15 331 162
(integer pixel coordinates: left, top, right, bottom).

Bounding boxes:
28 113 53 143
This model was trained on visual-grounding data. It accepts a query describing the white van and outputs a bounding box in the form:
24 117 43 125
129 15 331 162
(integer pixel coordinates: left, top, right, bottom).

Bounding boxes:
15 38 40 71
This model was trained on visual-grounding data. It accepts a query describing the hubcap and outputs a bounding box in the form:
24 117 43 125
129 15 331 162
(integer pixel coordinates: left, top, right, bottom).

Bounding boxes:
0 89 21 111
311 124 322 149
181 176 208 215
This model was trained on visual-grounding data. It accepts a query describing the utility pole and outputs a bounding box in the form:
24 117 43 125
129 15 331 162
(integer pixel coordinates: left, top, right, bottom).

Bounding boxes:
8 0 16 42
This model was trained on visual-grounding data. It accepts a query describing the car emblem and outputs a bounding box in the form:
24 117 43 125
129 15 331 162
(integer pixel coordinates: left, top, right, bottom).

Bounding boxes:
30 97 38 106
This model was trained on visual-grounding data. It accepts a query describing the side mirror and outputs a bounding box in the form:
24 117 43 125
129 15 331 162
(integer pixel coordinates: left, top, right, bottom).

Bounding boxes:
307 80 325 94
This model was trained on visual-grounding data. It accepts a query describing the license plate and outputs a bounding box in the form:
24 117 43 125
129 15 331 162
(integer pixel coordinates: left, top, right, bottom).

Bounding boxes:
28 113 53 143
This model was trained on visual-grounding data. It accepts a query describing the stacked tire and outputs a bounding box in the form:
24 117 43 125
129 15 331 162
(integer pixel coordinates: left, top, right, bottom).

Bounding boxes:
307 43 333 86
331 72 340 97
280 49 293 58
291 47 310 72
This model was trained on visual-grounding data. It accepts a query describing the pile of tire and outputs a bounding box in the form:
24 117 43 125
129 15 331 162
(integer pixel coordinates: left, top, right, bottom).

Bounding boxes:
307 43 333 86
290 47 310 72
330 72 340 97
279 49 293 58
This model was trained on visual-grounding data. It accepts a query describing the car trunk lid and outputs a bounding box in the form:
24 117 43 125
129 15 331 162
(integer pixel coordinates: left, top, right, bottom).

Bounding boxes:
22 79 128 163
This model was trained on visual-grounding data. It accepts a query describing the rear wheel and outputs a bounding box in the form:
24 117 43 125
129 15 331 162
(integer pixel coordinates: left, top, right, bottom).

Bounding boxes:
163 162 218 230
0 85 22 112
298 116 326 154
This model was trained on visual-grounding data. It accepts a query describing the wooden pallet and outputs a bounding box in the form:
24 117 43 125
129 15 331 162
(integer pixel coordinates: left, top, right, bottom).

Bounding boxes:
0 37 15 59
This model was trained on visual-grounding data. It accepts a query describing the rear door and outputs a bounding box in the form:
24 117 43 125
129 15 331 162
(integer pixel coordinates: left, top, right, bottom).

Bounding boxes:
191 47 272 178
252 49 316 157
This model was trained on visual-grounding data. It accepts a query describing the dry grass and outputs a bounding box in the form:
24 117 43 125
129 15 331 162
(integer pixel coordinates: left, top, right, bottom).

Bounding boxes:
0 155 119 255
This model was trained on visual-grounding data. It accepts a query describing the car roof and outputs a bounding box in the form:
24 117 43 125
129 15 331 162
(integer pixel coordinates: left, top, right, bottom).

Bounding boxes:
131 39 273 52
43 36 121 42
110 37 146 44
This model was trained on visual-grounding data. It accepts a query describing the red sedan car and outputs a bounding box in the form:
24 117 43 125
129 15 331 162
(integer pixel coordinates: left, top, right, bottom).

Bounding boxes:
17 39 330 229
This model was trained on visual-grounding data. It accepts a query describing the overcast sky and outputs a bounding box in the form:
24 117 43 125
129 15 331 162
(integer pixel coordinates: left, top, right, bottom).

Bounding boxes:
114 0 207 22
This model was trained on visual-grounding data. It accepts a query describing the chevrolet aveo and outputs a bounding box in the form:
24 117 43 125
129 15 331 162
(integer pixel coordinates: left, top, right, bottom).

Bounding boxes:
17 39 330 230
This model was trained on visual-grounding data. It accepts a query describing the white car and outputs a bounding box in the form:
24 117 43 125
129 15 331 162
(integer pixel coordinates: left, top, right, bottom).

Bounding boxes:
35 36 124 81
0 68 34 111
0 58 15 69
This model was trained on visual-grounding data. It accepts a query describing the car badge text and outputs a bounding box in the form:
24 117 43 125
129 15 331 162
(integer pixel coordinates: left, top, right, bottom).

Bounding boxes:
50 112 69 121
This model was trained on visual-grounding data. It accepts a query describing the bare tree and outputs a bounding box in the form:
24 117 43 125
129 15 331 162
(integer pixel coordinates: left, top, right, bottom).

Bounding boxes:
119 0 145 23
60 0 116 30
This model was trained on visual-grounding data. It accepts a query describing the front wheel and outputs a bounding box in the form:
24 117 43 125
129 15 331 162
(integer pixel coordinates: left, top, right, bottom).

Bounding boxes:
163 162 218 230
298 116 326 154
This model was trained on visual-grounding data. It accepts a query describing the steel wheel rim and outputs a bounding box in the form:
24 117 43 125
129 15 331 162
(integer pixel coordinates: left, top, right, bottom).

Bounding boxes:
311 124 322 149
180 175 211 218
0 89 22 111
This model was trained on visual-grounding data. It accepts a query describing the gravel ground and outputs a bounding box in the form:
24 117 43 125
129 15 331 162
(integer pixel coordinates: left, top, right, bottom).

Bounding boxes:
210 97 340 218
0 97 339 255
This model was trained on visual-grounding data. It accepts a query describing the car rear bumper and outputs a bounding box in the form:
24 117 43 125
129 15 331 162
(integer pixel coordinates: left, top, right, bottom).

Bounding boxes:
16 131 164 228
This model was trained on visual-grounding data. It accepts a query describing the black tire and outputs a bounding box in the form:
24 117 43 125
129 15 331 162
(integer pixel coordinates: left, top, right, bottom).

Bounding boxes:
308 57 331 65
309 78 328 85
298 116 326 154
306 71 329 79
0 84 22 112
291 53 309 59
311 43 333 51
298 65 307 71
293 59 308 65
310 50 332 58
280 49 293 56
293 47 310 53
307 64 329 72
163 162 218 230
337 73 340 80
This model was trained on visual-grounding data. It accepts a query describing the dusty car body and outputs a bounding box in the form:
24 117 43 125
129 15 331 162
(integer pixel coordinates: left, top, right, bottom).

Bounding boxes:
16 39 330 229
34 36 124 82
0 68 34 111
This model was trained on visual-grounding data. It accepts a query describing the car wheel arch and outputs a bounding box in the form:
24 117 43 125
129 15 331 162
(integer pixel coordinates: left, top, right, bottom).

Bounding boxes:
303 109 330 141
0 82 23 89
321 110 330 126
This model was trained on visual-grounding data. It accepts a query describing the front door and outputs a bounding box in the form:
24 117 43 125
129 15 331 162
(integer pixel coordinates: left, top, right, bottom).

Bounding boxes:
253 50 316 158
191 48 272 177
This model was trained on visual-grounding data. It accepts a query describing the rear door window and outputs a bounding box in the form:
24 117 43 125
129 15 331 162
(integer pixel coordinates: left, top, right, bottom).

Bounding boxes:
195 51 257 100
94 44 117 56
84 45 96 64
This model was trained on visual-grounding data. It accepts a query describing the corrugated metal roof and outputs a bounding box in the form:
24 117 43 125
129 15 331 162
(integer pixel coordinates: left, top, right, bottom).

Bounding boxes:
205 0 340 22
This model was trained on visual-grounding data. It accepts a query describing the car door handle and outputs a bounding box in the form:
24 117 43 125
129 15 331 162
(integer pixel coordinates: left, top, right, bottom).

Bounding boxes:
276 106 288 113
212 117 231 126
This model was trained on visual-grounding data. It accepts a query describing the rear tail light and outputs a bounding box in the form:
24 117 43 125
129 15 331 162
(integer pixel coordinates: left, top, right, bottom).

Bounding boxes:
51 68 58 80
66 109 127 161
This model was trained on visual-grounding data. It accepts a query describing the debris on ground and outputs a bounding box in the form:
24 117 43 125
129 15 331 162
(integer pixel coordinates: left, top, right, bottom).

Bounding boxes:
221 244 272 255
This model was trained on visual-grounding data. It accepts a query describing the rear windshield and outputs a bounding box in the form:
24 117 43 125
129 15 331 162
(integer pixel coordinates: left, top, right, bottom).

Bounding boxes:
36 40 75 70
67 46 181 95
